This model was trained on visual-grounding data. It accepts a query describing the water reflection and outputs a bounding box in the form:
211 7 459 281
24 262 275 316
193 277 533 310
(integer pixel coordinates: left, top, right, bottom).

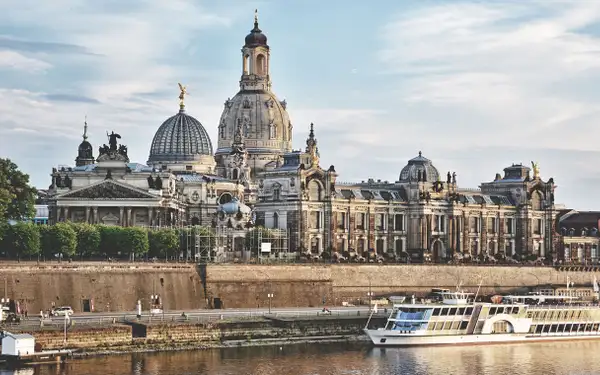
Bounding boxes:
7 340 600 375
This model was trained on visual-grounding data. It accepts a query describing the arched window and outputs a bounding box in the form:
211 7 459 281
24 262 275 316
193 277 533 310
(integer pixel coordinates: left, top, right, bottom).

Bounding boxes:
232 169 239 180
308 180 322 201
273 212 279 229
243 55 249 74
569 228 575 236
592 228 598 236
256 54 265 75
582 228 588 237
561 227 567 236
191 217 200 226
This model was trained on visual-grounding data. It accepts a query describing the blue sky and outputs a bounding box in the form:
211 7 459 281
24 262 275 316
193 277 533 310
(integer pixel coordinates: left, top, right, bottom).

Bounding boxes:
2 0 600 209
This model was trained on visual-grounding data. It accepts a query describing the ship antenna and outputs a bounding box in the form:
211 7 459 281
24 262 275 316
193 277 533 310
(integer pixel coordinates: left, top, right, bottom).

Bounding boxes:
473 277 484 303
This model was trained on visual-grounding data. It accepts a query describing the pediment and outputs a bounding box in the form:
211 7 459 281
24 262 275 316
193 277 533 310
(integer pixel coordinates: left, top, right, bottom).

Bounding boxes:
59 180 159 200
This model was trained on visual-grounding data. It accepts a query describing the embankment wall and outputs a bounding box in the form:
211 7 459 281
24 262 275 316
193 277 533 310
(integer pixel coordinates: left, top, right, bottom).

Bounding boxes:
0 262 596 311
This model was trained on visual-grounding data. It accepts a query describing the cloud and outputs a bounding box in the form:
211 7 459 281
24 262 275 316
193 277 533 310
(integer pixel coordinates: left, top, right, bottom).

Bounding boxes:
0 50 51 72
0 36 91 55
43 94 100 104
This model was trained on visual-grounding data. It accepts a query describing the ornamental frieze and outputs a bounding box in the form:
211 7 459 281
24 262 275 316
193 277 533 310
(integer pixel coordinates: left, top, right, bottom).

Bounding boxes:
62 181 156 200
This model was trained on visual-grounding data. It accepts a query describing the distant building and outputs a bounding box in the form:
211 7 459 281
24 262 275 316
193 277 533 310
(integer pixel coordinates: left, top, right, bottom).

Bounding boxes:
555 210 600 264
44 12 559 263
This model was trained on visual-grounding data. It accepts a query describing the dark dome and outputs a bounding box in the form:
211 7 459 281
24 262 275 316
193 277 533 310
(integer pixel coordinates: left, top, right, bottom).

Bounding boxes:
399 152 440 182
245 21 268 48
148 108 213 164
78 140 93 153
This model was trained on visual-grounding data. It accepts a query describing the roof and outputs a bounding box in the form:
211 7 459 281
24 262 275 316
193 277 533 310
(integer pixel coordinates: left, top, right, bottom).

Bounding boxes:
335 187 406 202
177 174 231 183
460 194 513 206
558 211 600 231
4 333 34 340
71 163 153 173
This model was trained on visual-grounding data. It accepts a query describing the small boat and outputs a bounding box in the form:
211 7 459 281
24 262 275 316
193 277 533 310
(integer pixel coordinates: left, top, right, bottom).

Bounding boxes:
364 286 600 347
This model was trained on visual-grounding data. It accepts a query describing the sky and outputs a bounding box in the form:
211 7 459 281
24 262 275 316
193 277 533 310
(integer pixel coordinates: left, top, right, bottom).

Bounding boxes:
1 0 600 210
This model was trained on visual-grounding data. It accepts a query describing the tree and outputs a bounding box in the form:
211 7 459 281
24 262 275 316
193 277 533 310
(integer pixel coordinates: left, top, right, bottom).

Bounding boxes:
69 223 100 258
98 225 122 259
0 159 37 227
121 227 149 260
2 222 40 260
148 228 178 259
47 223 77 260
38 225 53 260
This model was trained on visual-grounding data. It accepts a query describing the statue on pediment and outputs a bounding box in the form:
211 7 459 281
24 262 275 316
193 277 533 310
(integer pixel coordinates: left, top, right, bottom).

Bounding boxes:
107 131 121 151
101 212 119 226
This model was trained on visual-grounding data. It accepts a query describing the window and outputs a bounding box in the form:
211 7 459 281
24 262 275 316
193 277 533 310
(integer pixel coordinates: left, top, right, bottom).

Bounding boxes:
487 218 496 234
505 218 514 234
337 212 346 229
534 219 542 235
273 212 279 229
311 212 321 229
394 214 404 231
592 246 598 263
186 165 192 171
273 185 281 201
564 246 571 261
376 214 385 230
469 217 479 233
436 215 445 233
356 213 366 230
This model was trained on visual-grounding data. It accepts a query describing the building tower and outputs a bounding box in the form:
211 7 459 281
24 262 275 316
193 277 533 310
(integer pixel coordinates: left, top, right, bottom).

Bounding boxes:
215 10 293 179
75 117 95 167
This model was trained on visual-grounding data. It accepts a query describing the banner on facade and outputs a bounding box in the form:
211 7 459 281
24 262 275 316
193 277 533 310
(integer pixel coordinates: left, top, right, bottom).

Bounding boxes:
261 242 271 253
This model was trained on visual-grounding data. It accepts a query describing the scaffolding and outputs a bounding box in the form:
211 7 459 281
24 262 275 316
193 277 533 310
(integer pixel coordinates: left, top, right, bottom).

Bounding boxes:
151 225 294 263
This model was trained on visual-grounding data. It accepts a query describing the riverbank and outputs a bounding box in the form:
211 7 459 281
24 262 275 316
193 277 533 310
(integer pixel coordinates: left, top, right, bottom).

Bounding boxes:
2 315 384 357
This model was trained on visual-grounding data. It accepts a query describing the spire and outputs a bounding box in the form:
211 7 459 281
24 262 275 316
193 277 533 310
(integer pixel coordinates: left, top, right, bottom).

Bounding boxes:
252 9 260 32
306 123 320 168
83 115 88 141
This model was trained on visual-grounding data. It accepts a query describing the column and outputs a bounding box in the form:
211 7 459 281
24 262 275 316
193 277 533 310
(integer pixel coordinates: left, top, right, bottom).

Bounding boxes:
56 207 62 222
85 207 91 223
127 208 133 227
64 207 70 222
93 207 98 224
148 208 154 227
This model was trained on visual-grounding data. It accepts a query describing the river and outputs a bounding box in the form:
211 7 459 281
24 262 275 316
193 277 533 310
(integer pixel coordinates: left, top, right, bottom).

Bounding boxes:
3 340 600 375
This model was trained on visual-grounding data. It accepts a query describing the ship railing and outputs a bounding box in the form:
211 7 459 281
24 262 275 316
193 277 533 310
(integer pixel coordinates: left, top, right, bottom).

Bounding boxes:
527 304 600 310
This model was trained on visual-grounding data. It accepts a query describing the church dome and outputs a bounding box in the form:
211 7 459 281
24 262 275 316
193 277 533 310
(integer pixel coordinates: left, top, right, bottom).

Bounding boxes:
245 13 268 47
78 140 93 154
148 107 215 172
399 152 440 182
215 91 292 157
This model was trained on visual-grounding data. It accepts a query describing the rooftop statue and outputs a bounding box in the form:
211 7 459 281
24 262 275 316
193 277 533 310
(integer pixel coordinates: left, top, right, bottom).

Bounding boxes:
531 161 540 179
178 83 188 108
107 131 121 151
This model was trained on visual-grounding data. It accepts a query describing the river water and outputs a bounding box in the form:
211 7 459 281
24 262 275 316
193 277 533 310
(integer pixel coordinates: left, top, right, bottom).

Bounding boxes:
4 340 600 375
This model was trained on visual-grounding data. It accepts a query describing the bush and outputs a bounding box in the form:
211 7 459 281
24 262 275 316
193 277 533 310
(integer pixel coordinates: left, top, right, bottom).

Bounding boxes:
69 223 100 258
148 228 178 259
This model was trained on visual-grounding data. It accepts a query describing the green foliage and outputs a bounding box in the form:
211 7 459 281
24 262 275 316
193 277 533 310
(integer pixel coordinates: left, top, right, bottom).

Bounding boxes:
98 225 122 258
0 158 37 225
69 223 100 257
38 225 53 259
40 223 77 259
148 228 179 258
121 227 149 256
2 222 40 259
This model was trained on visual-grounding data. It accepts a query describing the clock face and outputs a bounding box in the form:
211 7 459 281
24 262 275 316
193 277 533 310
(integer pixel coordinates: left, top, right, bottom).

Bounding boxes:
192 191 199 201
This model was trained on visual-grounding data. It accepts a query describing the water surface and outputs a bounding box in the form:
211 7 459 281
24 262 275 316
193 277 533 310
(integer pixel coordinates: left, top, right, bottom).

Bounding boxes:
6 340 600 375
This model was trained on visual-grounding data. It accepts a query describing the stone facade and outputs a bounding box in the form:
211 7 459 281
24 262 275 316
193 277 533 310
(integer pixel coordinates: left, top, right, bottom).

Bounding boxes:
46 12 559 263
555 210 600 264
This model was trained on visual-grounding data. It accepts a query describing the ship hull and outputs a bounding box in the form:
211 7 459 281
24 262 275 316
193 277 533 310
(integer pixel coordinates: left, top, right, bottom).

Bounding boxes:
364 329 600 347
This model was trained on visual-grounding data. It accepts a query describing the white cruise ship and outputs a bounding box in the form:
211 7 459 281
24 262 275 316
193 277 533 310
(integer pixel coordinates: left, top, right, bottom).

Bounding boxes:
364 286 600 347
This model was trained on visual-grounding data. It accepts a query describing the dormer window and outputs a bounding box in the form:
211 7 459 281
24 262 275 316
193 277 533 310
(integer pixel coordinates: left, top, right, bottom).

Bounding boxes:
592 228 598 236
582 228 588 237
569 228 575 236
561 227 567 236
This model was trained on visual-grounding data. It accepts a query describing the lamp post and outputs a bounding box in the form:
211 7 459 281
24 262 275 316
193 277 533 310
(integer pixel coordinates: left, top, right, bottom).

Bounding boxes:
267 293 274 314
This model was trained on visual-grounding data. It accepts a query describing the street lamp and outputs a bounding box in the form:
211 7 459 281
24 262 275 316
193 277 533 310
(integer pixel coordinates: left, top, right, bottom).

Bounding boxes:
267 293 274 314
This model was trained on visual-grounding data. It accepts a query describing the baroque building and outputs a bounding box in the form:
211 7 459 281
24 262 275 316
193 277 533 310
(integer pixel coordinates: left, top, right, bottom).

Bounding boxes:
46 11 559 263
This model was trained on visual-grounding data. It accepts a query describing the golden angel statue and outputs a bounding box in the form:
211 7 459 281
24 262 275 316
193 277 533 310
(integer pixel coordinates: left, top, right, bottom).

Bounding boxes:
531 161 540 178
178 83 189 106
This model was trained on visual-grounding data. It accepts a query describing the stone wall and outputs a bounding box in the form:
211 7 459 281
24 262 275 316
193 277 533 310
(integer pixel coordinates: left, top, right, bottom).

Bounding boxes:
9 325 132 350
0 262 598 311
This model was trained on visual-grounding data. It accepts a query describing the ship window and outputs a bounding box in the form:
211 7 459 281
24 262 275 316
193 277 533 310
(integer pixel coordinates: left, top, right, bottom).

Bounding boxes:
380 338 386 343
451 321 460 330
489 307 497 315
558 324 565 332
449 308 457 315
535 325 543 334
441 308 448 316
512 307 519 314
432 308 440 316
460 321 469 330
443 321 452 330
565 324 572 332
465 307 473 315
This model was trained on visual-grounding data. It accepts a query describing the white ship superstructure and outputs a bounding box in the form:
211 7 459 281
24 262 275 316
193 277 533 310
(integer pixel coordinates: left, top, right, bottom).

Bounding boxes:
365 284 600 347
